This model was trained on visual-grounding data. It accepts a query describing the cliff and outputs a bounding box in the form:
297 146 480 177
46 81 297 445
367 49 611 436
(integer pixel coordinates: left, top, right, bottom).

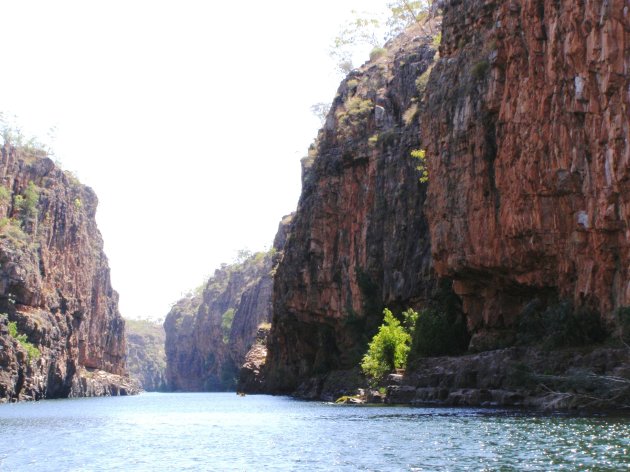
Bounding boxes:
263 23 440 395
422 0 630 349
0 144 138 401
258 0 630 409
164 216 291 391
126 318 167 391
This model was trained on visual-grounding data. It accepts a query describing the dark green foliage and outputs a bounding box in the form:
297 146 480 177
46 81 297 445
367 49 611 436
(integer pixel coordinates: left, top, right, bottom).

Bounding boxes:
369 47 387 61
7 320 40 361
221 308 235 343
517 299 608 348
409 280 470 360
471 60 490 80
411 308 469 357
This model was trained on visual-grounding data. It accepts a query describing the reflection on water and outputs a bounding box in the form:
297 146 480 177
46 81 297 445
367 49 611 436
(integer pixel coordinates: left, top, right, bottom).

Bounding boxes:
0 393 628 471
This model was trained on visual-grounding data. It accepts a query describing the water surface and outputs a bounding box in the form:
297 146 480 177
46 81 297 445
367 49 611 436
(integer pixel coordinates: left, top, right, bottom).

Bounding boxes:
0 393 628 471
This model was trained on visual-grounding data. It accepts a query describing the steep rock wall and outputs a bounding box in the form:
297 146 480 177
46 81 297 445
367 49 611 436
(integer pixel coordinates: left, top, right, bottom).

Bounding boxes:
126 319 167 391
0 144 136 401
422 0 630 348
164 216 290 391
263 24 440 394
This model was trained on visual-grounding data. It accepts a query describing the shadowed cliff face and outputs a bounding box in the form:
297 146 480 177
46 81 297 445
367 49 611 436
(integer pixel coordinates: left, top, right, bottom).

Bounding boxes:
422 0 630 348
0 144 136 401
126 319 167 391
263 24 440 394
164 217 291 391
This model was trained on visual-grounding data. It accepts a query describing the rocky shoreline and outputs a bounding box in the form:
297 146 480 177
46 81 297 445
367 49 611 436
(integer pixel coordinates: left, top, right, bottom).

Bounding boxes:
308 346 630 413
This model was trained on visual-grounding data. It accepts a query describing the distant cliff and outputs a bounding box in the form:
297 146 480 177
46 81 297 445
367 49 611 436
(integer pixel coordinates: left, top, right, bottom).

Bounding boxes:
0 144 138 401
164 216 291 391
263 23 439 396
126 319 166 391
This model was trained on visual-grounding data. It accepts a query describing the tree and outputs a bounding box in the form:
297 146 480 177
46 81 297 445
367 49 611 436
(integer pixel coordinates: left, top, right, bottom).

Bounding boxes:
329 2 438 75
361 308 413 384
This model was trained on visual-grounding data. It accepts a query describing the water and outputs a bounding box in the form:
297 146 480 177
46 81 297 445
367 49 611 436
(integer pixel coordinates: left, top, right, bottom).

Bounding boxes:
0 393 628 471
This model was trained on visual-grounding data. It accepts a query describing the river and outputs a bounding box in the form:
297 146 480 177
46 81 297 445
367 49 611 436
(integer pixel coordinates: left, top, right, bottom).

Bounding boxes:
0 393 628 471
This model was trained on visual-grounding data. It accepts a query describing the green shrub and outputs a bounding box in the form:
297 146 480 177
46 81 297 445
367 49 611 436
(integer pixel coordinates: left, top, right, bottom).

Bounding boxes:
409 280 470 360
415 66 433 95
7 321 40 361
0 186 10 205
411 308 469 357
517 299 608 348
432 32 442 50
14 181 39 225
471 60 490 80
411 149 428 183
221 308 235 343
337 96 373 129
369 47 387 61
361 308 411 385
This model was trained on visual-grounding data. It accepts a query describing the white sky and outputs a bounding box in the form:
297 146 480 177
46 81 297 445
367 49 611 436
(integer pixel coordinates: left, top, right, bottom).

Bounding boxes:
0 0 389 320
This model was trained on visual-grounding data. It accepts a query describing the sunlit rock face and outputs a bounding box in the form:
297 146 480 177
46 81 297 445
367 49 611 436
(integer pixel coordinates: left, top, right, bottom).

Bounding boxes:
164 216 292 392
263 23 439 395
422 0 630 348
0 144 137 402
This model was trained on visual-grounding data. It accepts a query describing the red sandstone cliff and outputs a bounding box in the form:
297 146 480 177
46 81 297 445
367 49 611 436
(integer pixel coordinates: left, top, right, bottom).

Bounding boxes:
0 144 137 401
263 24 439 395
422 0 630 349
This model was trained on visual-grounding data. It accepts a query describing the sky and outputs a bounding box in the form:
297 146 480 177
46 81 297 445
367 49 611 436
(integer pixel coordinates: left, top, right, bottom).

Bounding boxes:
0 0 389 320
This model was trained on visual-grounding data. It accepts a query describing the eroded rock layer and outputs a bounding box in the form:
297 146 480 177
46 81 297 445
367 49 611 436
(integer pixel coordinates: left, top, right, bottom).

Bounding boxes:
263 24 439 394
422 0 630 348
0 144 137 401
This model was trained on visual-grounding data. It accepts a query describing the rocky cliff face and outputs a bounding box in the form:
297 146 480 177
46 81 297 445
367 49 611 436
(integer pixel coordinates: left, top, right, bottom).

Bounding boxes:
126 319 166 391
0 144 137 401
164 217 291 391
422 0 630 348
263 24 440 394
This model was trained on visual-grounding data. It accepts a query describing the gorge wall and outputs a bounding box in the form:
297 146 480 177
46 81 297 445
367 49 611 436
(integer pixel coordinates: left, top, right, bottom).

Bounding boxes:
422 0 630 349
263 23 440 395
261 0 629 403
164 216 291 391
126 319 167 391
0 144 137 401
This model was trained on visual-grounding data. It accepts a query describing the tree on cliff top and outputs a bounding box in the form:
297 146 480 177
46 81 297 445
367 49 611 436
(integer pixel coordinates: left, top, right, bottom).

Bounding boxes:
330 0 439 73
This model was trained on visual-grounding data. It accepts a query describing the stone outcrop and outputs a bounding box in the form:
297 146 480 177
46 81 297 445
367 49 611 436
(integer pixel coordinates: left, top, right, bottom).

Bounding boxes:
422 0 630 348
263 23 440 395
0 144 138 402
388 347 630 411
164 216 291 391
125 319 167 391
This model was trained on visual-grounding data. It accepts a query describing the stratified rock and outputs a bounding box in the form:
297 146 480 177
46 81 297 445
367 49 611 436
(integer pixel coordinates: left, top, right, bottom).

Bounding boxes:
389 347 630 411
0 144 137 401
421 0 630 347
125 319 167 391
263 23 440 395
